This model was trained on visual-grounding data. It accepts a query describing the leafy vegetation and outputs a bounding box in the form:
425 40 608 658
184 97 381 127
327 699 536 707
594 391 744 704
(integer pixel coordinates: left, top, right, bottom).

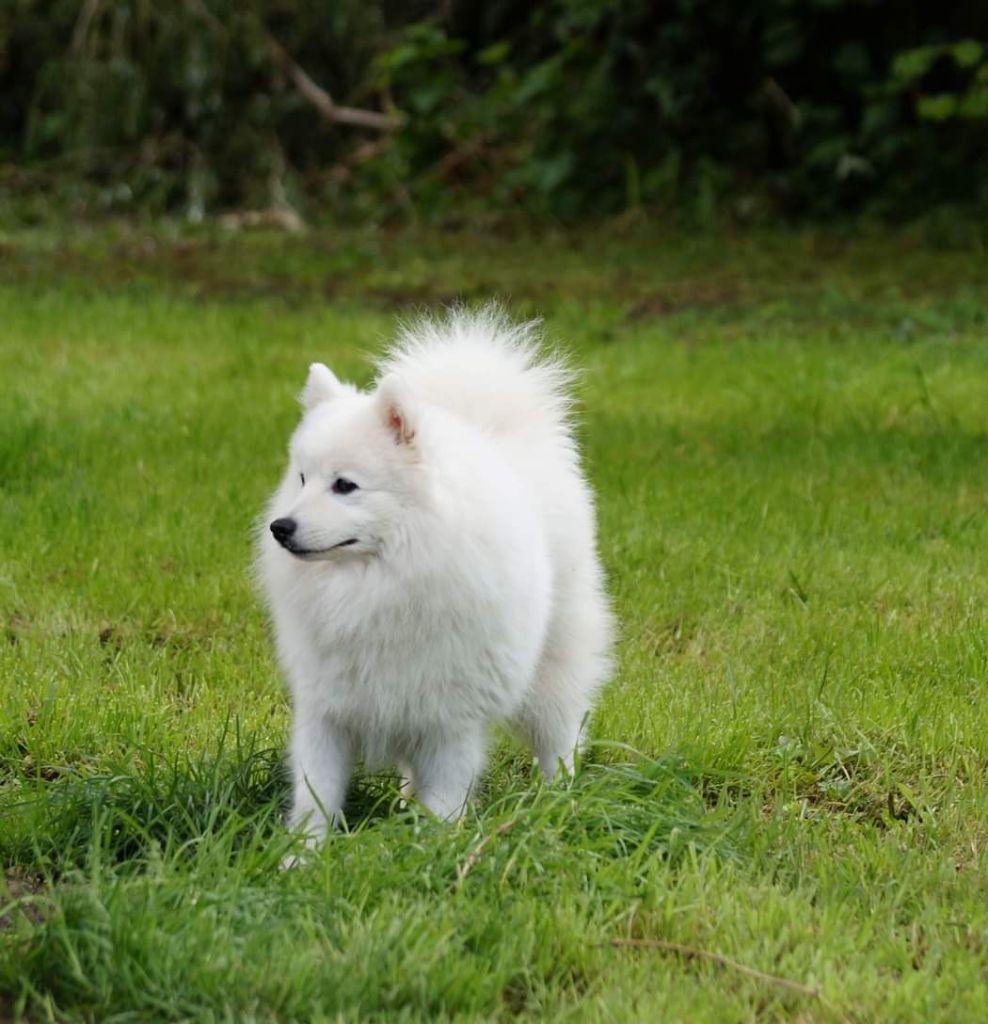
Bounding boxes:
2 1 987 224
1 224 986 1020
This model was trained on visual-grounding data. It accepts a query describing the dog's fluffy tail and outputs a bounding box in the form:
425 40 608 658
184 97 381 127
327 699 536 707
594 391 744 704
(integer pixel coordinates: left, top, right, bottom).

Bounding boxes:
377 305 574 443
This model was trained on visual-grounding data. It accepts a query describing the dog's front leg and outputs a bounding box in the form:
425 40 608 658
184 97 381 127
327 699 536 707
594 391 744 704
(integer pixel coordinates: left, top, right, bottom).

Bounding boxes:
288 709 353 845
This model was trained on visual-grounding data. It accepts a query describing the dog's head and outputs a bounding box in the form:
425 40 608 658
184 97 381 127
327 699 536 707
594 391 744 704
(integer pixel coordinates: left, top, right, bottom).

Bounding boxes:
268 363 424 562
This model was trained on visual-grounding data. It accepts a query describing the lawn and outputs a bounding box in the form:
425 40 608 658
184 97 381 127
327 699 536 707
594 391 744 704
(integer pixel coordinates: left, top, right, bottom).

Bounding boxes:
1 224 986 1022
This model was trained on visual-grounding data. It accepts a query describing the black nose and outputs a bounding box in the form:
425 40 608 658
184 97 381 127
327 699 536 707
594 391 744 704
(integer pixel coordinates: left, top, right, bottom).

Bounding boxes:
270 517 297 545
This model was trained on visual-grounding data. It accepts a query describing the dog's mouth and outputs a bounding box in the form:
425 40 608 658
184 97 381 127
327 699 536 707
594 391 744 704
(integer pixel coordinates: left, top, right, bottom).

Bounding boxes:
283 538 360 559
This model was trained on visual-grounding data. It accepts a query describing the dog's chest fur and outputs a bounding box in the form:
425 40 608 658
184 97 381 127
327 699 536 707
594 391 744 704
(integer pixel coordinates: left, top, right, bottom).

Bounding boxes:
282 543 550 755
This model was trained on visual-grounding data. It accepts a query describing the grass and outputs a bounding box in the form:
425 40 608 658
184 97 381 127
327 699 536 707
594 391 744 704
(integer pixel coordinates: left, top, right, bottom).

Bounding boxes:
1 222 987 1022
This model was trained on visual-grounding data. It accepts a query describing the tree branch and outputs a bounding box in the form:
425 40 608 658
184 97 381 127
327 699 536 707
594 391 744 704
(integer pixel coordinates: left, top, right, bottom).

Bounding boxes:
266 34 405 132
71 0 103 53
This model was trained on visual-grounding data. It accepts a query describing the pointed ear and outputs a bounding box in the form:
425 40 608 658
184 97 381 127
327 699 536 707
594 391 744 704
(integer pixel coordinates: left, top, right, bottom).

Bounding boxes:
375 374 417 445
300 363 345 411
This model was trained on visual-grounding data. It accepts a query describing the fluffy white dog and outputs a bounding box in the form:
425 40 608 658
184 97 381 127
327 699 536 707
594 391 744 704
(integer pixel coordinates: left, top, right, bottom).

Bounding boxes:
258 308 611 842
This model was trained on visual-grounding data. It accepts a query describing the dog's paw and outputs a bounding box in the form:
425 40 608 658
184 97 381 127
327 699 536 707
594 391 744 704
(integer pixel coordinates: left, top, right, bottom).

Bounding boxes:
280 852 300 871
280 851 306 871
280 835 322 870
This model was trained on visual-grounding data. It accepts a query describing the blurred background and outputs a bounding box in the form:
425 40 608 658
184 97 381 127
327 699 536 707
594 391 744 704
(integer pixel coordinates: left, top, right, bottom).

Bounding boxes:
2 0 986 232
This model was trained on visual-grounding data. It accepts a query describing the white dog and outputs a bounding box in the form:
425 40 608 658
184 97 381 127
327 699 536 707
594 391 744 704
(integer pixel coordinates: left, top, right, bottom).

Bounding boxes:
258 308 611 841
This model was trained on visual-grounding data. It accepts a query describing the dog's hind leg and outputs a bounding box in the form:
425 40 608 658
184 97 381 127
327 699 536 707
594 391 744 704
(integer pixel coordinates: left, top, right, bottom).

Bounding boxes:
515 673 589 779
517 634 609 779
519 571 612 778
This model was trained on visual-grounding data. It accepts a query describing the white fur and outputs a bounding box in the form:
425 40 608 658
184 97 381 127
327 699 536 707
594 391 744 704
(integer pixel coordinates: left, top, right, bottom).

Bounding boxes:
258 307 612 841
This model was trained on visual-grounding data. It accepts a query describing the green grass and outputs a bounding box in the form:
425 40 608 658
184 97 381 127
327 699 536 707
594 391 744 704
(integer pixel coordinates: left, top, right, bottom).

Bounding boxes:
1 224 987 1022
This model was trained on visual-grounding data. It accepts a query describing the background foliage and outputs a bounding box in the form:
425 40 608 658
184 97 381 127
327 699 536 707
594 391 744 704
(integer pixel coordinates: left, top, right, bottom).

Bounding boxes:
1 0 987 223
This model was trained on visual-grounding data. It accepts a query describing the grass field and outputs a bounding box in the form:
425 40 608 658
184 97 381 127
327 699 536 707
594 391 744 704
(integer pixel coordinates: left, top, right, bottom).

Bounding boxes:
1 224 986 1022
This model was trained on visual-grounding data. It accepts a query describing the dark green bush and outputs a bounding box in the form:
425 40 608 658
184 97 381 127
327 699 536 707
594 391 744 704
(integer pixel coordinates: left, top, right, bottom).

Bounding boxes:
1 0 986 222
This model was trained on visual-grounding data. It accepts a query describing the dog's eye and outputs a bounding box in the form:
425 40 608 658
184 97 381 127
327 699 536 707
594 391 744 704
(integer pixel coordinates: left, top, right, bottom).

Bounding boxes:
332 477 358 495
299 473 305 486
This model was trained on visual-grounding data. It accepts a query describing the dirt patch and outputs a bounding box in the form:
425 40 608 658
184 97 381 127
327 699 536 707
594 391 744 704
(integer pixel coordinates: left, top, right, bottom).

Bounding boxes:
1 870 48 930
0 993 24 1024
626 282 742 320
643 615 699 657
4 612 26 646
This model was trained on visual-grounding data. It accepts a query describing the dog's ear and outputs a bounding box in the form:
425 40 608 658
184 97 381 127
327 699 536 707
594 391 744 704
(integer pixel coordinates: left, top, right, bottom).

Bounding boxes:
301 363 346 410
375 374 417 446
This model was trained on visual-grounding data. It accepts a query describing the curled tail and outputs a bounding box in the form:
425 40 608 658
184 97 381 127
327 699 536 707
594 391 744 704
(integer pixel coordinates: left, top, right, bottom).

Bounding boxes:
376 305 575 443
